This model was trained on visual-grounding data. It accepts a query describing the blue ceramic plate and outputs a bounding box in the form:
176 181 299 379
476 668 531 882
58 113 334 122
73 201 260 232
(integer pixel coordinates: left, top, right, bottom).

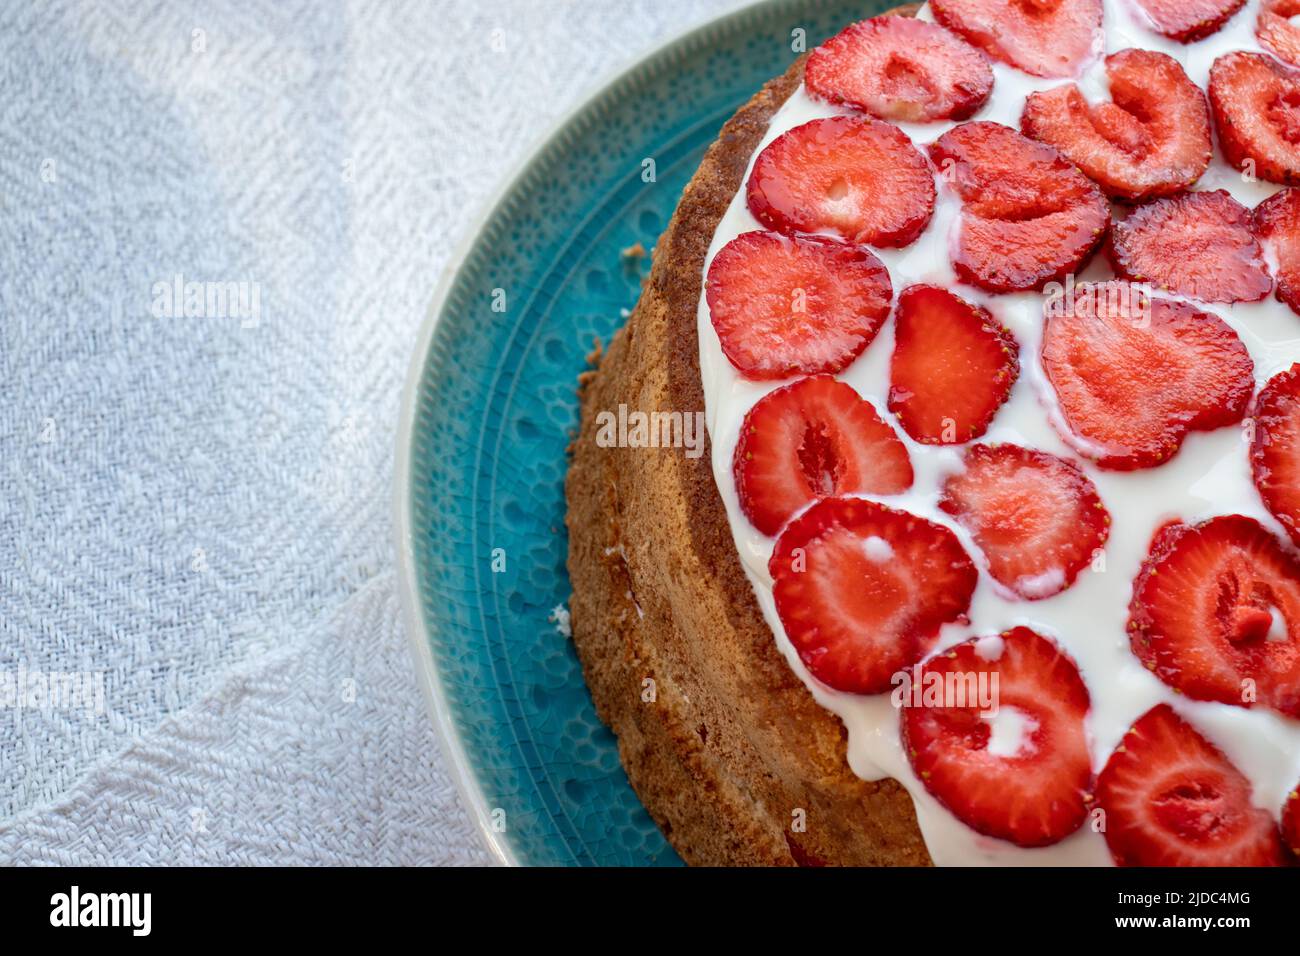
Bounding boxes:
395 0 887 866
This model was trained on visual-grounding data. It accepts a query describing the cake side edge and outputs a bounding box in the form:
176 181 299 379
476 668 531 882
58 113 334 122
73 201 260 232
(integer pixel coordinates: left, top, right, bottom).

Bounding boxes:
565 10 932 867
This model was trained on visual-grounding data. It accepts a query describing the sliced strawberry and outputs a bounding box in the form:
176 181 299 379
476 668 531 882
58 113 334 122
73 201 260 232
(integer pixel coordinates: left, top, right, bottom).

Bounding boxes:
705 231 892 380
1209 51 1300 186
1251 364 1300 546
1096 704 1287 866
747 116 935 248
930 0 1101 78
1109 191 1272 303
940 444 1109 600
805 16 993 123
733 376 913 536
1259 0 1300 68
928 122 1109 292
1041 286 1254 469
1020 49 1211 202
1253 188 1300 316
887 285 1018 444
770 497 976 694
1128 515 1300 718
1284 784 1300 856
1132 0 1246 42
901 627 1093 847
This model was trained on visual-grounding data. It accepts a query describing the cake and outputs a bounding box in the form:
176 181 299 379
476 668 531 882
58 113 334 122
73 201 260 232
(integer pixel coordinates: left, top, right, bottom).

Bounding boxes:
565 0 1300 866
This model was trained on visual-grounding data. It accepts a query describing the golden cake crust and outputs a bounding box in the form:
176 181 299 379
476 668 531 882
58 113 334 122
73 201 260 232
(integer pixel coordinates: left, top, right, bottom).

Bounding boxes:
564 8 932 867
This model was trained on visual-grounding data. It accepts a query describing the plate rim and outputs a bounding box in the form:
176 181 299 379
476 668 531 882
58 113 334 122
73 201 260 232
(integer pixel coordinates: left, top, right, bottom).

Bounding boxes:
394 0 792 866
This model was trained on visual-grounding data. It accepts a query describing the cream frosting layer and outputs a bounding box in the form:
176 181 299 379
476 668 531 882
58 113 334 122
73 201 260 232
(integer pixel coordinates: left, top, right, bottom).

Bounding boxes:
696 0 1300 865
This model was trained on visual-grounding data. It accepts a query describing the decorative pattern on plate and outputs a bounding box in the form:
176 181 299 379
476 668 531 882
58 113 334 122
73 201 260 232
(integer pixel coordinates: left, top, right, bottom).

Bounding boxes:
399 0 894 866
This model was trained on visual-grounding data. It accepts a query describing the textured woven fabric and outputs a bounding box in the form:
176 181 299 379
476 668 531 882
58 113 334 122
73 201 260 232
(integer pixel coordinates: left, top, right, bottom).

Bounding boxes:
0 575 493 865
1 0 740 864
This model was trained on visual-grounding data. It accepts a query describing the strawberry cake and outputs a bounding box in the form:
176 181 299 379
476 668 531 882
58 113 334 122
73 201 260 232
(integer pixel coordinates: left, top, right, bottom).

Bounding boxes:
565 0 1300 865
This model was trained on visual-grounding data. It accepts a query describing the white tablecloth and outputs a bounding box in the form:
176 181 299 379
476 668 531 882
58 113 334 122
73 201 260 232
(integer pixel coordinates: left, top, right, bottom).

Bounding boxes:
1 0 740 865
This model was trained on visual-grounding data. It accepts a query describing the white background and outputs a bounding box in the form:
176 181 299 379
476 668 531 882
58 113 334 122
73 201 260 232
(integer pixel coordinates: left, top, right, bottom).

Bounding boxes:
1 0 742 865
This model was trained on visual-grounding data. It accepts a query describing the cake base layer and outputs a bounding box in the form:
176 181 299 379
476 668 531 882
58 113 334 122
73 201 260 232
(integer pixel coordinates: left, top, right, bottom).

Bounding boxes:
564 11 932 867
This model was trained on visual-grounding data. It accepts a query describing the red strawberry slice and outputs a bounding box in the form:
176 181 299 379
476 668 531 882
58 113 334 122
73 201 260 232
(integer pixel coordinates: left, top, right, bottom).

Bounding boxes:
887 285 1019 444
1209 51 1300 186
1020 49 1211 202
770 497 976 694
1284 784 1300 856
1259 0 1300 68
733 376 913 536
930 0 1101 78
747 116 935 248
705 231 892 380
805 16 994 123
928 122 1109 292
1251 364 1300 546
940 444 1110 600
1041 285 1255 469
1253 188 1300 317
1109 191 1272 304
1096 704 1287 866
1132 0 1246 42
901 627 1093 847
1128 515 1300 718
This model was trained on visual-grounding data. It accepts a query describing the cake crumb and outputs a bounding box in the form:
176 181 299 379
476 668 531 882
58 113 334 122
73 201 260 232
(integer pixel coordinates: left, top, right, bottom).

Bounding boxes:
620 241 647 261
549 603 572 638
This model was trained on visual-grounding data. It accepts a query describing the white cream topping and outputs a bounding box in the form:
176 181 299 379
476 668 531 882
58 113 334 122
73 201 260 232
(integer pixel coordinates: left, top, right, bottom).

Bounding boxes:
696 0 1300 865
862 534 896 562
986 706 1040 758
